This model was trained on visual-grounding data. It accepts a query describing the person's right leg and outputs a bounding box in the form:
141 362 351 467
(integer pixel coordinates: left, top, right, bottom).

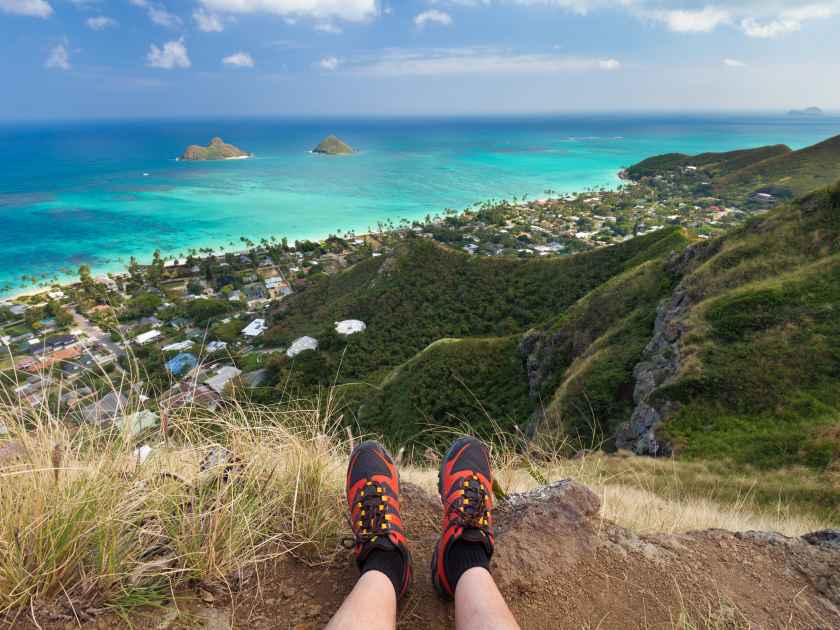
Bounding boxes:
454 567 520 630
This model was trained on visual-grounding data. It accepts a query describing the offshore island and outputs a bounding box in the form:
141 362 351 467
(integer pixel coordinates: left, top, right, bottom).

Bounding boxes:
312 134 355 155
179 137 252 161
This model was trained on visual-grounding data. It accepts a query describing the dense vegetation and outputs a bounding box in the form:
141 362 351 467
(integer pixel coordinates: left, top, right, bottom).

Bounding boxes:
625 144 790 179
655 183 840 468
265 229 686 384
626 133 840 202
260 179 840 471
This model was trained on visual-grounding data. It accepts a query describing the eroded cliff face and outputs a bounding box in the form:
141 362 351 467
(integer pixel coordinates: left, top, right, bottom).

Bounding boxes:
617 240 721 454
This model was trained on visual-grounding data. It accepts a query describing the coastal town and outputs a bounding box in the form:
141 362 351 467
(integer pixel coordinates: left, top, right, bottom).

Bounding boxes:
0 162 783 435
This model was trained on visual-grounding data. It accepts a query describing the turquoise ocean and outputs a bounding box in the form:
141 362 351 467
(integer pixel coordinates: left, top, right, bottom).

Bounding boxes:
1 114 838 296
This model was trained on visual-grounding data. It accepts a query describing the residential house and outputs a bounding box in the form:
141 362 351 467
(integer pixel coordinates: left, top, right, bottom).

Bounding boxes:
204 366 243 394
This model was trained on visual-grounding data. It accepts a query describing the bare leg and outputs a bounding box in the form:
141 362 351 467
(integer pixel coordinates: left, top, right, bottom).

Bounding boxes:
325 570 397 630
455 567 520 630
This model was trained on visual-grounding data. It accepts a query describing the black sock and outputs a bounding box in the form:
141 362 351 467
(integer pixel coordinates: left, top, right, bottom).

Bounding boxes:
362 548 405 597
445 540 490 591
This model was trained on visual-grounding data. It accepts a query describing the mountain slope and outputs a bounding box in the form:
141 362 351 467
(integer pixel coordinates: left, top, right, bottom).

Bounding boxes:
625 144 791 179
619 182 840 469
625 133 840 201
717 133 840 198
266 228 689 386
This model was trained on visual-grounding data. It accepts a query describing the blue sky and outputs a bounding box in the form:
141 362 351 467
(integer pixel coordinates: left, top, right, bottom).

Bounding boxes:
2 0 839 119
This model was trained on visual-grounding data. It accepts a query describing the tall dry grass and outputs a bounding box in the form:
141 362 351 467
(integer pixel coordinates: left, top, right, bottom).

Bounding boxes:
0 389 347 616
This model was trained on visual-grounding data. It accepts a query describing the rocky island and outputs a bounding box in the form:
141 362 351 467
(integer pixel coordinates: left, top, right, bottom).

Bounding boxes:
312 135 355 155
788 106 823 116
179 137 252 161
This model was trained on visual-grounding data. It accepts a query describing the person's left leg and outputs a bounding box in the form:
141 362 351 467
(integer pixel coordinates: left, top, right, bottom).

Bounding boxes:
326 441 413 629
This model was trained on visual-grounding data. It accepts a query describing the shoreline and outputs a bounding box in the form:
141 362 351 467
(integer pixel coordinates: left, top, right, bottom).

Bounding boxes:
0 172 624 303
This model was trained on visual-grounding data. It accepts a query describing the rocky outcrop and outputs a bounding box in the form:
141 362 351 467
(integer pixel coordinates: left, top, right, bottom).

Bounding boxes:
179 137 252 161
616 241 719 454
312 135 354 155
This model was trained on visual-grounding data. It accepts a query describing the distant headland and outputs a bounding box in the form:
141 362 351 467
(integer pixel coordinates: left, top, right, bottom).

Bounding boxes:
179 137 252 161
312 135 355 155
788 107 824 117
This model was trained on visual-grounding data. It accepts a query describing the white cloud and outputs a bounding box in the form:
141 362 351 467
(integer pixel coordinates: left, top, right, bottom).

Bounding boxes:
435 1 840 37
193 8 224 31
148 5 181 27
146 38 191 69
45 42 70 70
740 17 799 37
223 51 255 67
350 48 622 76
0 0 52 17
130 0 182 28
199 0 378 22
414 9 453 27
86 15 117 29
319 56 341 70
650 6 730 32
314 22 342 33
723 58 746 67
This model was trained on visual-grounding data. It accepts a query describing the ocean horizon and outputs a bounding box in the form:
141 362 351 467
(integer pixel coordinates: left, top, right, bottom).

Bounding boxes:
2 113 839 298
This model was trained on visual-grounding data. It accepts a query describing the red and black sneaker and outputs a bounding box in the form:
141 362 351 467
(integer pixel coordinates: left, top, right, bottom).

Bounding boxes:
431 437 495 599
344 441 412 599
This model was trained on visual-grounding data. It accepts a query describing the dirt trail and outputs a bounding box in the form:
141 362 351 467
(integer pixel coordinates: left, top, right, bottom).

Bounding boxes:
9 481 840 629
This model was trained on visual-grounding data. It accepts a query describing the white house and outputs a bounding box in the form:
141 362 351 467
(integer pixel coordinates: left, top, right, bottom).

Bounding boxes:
335 320 367 336
241 319 267 337
205 366 243 394
162 340 194 353
135 330 162 346
286 336 318 358
206 340 228 353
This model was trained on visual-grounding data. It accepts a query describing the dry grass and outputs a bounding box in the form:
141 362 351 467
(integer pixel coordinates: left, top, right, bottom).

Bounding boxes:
0 380 835 619
0 391 348 616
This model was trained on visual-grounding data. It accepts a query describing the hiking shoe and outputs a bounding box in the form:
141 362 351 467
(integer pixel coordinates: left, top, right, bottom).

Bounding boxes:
431 437 495 599
345 441 412 599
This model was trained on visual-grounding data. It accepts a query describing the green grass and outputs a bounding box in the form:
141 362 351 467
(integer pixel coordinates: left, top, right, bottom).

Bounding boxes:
653 184 840 469
625 144 791 179
264 228 687 388
356 336 533 451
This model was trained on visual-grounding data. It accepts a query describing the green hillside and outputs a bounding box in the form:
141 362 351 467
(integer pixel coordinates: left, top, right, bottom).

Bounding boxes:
717 133 840 198
258 179 839 471
625 144 791 179
634 182 840 469
625 133 840 202
265 228 689 386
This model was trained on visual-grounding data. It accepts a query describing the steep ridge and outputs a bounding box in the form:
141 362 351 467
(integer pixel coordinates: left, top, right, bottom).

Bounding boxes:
619 182 840 468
